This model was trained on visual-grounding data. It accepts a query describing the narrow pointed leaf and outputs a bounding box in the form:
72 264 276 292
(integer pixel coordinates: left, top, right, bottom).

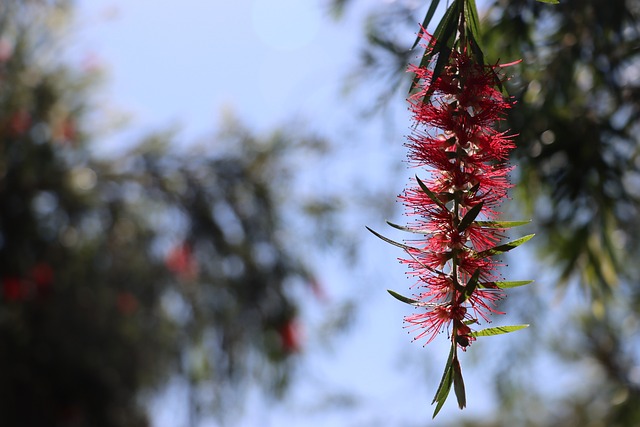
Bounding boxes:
463 0 484 66
387 289 422 306
474 220 531 229
432 345 455 404
386 220 431 234
411 0 442 50
458 202 484 231
387 289 419 305
419 0 460 96
415 175 448 210
431 0 456 39
432 378 451 418
475 234 535 258
470 324 529 337
432 0 461 46
463 269 481 300
405 249 448 277
452 358 466 409
537 0 559 3
432 346 455 417
366 226 422 252
479 280 534 289
427 44 452 98
463 0 481 41
410 49 435 94
388 290 451 308
468 35 485 69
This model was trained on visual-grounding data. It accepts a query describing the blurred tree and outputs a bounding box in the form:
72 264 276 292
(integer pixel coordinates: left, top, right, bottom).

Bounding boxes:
474 1 640 425
0 1 336 426
332 0 640 425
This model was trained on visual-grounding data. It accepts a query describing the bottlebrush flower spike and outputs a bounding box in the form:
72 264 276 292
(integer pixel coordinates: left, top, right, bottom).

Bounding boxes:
367 26 534 417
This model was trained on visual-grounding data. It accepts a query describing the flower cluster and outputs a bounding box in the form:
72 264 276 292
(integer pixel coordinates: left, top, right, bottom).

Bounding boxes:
368 25 533 415
399 41 517 349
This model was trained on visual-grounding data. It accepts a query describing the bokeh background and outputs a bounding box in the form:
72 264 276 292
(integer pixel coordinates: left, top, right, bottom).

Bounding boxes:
1 0 639 426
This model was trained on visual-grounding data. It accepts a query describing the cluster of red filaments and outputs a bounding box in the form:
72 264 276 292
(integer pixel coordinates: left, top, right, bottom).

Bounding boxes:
400 42 516 349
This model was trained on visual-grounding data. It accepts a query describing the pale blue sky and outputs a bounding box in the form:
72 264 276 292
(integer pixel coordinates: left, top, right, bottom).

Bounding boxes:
75 0 365 153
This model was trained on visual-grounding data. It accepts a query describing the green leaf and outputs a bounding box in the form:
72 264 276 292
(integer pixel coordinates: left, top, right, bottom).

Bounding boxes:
411 0 442 50
470 324 529 337
388 289 451 308
415 175 448 211
405 248 448 277
366 227 450 277
452 358 466 409
475 234 535 258
386 221 430 234
432 0 461 46
463 0 485 66
463 0 481 41
474 220 531 229
468 181 481 194
479 280 534 289
536 0 559 3
432 346 455 418
432 345 454 404
411 0 460 96
468 35 486 67
427 41 453 97
387 289 420 305
462 269 481 300
386 290 429 307
409 47 435 94
458 202 484 232
365 226 422 252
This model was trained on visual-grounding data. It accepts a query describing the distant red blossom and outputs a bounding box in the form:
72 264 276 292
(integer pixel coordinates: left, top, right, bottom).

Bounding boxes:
2 263 55 302
2 277 25 301
7 110 31 136
166 243 199 281
31 262 54 289
278 319 301 353
116 291 138 316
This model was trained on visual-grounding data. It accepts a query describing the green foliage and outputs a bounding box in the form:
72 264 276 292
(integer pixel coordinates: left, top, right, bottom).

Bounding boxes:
482 0 640 298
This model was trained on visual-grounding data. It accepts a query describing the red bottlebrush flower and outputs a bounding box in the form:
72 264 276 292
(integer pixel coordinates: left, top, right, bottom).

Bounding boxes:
369 16 533 416
398 40 517 350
